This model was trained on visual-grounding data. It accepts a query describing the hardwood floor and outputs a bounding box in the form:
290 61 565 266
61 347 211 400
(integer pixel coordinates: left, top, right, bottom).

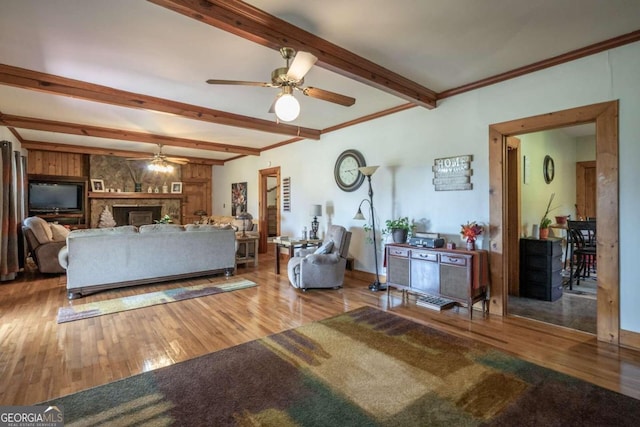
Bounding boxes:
1 250 640 406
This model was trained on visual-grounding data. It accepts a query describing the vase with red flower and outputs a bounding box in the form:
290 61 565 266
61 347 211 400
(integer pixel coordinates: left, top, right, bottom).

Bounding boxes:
461 221 483 252
466 238 476 251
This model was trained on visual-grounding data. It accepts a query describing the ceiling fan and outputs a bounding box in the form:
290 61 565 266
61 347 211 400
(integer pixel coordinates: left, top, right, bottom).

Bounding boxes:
127 144 188 173
206 47 356 122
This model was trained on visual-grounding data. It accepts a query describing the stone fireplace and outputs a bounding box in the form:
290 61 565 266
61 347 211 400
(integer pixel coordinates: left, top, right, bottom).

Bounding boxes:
113 205 162 226
90 196 181 228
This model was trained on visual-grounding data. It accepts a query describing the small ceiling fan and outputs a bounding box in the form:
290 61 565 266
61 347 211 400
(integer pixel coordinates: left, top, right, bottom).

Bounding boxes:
127 144 189 172
206 47 356 122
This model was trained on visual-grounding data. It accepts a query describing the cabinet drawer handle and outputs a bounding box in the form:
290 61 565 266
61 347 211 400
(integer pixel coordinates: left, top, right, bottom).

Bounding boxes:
448 257 461 263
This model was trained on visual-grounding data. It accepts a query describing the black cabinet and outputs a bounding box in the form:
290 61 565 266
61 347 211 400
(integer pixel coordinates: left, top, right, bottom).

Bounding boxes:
519 238 563 301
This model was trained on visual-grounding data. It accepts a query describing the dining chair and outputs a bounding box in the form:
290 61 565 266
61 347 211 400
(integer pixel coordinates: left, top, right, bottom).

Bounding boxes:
566 220 597 289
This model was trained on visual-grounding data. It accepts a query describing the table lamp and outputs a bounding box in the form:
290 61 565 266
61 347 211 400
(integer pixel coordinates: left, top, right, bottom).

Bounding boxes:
310 204 322 239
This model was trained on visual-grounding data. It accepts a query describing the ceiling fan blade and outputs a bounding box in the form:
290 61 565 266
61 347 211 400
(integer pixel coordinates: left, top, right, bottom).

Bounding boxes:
286 51 317 82
166 157 189 165
301 87 356 107
206 79 272 87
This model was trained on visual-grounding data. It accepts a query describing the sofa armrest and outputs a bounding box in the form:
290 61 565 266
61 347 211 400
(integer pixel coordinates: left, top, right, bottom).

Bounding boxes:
295 248 315 257
302 253 341 265
58 246 69 270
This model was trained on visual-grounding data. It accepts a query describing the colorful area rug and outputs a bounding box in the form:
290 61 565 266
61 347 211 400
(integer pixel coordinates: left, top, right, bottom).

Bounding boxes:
57 279 256 324
46 307 640 426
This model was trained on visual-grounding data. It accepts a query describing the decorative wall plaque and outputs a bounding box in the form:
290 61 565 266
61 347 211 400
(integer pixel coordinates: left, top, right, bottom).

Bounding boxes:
282 177 291 212
432 155 473 191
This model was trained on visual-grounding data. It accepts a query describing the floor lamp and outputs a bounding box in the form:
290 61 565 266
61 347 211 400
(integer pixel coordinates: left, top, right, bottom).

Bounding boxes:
353 166 385 291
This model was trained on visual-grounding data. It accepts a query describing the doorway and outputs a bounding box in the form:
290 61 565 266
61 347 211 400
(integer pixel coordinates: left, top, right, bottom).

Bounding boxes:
506 128 597 334
489 101 619 344
258 166 280 254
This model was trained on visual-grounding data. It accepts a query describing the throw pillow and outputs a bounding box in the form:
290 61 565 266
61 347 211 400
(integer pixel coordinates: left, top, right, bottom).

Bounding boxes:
314 240 334 254
50 223 70 242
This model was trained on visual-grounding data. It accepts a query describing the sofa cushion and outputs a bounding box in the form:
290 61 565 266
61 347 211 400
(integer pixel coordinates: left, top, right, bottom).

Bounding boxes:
24 216 53 244
208 215 255 231
185 224 228 232
68 226 139 239
50 223 70 242
314 240 334 254
139 224 185 233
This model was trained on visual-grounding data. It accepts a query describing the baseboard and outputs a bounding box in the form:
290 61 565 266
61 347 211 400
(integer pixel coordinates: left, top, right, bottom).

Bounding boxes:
620 329 640 351
351 268 385 285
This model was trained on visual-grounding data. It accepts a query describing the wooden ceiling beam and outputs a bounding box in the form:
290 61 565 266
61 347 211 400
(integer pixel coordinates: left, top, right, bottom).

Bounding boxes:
147 0 437 109
0 64 321 140
0 113 260 156
20 140 223 165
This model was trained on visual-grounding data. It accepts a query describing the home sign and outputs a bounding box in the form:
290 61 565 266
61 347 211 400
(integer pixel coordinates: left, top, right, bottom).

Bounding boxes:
432 155 473 191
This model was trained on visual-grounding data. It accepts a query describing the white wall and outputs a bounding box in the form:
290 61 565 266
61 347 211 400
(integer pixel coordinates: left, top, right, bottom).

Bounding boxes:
519 129 597 236
0 128 20 149
214 42 640 332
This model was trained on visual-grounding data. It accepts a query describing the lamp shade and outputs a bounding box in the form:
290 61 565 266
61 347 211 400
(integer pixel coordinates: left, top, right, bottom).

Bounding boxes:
310 204 322 217
353 208 365 220
274 93 300 122
358 166 379 176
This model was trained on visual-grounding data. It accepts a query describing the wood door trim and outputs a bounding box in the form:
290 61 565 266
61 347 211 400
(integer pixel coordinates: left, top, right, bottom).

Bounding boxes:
489 101 619 344
258 166 280 254
576 160 596 220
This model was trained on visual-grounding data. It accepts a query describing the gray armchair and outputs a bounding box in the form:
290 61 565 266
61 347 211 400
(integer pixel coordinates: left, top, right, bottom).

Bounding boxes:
22 216 67 274
287 225 352 290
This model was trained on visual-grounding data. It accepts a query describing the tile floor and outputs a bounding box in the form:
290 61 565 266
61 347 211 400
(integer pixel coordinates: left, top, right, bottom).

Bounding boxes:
508 273 597 334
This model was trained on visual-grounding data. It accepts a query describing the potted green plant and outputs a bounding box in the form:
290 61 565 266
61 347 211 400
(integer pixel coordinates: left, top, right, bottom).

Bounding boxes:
539 193 556 239
383 217 414 243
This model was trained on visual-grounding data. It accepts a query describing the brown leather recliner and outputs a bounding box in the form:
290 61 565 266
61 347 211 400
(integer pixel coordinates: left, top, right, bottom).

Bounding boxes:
22 216 67 274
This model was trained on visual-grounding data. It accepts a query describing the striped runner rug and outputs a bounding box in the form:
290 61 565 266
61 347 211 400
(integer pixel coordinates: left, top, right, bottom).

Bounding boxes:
57 279 256 323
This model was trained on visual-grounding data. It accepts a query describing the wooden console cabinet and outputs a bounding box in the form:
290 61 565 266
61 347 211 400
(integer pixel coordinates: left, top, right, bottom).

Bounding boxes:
519 238 563 301
386 244 489 318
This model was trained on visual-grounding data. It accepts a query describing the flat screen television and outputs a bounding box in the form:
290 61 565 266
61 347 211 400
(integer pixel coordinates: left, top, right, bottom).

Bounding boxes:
28 181 84 213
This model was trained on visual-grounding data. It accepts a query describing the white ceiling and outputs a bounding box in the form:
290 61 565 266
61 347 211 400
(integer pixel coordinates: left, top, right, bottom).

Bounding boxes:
1 0 637 163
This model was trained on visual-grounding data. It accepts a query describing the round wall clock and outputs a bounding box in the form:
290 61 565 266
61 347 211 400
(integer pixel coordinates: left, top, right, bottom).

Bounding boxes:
334 149 366 192
543 155 555 184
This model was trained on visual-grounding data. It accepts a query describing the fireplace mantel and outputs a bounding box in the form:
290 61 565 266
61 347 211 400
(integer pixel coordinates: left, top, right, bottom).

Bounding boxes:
89 192 183 200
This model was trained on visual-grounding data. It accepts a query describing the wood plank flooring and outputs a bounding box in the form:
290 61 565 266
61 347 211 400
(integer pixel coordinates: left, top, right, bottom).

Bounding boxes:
1 250 640 406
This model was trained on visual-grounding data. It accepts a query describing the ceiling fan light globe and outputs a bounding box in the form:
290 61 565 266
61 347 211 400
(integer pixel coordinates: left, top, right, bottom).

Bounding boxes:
148 162 173 173
274 94 300 122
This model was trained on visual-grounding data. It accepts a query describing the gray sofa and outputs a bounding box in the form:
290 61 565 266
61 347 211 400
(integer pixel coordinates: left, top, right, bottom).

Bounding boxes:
58 224 237 299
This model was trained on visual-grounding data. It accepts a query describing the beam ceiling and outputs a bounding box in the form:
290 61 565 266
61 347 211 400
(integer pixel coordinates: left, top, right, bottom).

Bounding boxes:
147 0 438 109
19 140 223 165
0 113 260 156
0 64 321 140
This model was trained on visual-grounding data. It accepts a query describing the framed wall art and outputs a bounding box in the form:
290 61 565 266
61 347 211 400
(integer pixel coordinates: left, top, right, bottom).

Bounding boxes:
231 182 247 216
90 179 105 192
171 182 183 193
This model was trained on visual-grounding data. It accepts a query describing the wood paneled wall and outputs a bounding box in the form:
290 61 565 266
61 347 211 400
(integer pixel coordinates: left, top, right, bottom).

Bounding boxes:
27 150 87 177
182 163 212 180
26 149 214 226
